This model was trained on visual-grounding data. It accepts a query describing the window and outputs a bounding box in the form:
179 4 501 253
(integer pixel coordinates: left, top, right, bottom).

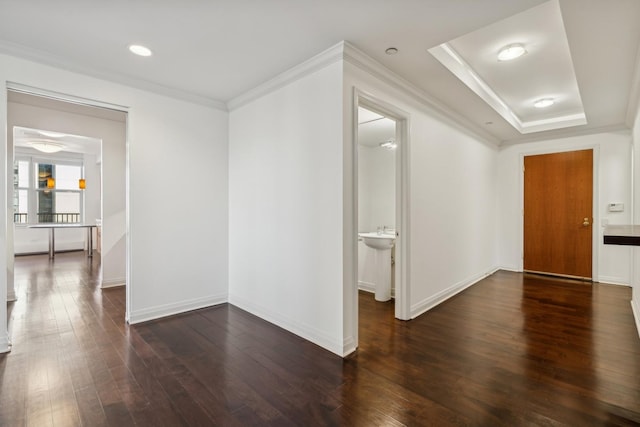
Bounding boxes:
14 157 84 224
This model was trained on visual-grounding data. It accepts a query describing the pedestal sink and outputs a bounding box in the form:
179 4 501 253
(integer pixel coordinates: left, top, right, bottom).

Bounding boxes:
359 232 396 302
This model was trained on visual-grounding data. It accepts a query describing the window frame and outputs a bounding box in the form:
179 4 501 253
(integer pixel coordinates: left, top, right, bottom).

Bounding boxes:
14 154 85 225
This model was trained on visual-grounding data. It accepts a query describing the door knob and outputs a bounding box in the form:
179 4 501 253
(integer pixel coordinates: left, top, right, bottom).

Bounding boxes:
583 217 590 226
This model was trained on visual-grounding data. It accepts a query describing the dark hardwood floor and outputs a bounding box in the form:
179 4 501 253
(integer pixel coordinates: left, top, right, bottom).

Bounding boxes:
2 253 640 426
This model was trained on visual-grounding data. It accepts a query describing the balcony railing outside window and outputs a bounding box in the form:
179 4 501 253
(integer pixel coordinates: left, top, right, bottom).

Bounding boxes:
13 212 80 224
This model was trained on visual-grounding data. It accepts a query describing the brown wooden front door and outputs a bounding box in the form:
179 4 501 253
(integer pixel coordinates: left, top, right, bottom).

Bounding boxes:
524 149 593 278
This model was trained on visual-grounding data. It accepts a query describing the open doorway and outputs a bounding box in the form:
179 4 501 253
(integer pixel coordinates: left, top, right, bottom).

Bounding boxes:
357 106 397 305
354 93 410 342
6 89 127 319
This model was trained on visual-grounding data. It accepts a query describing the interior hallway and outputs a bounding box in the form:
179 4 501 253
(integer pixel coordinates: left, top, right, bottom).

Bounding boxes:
1 253 639 426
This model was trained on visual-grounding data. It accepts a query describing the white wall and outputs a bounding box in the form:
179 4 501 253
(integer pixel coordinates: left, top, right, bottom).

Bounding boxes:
0 53 229 354
632 108 640 335
497 131 633 285
228 60 345 356
7 100 125 287
344 57 500 345
357 144 395 232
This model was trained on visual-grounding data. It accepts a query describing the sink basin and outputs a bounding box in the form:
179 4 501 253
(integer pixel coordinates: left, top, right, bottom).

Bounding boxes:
358 232 396 302
358 232 395 250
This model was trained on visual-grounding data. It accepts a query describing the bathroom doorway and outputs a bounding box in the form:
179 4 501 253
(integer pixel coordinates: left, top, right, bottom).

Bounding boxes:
355 94 409 325
357 106 397 302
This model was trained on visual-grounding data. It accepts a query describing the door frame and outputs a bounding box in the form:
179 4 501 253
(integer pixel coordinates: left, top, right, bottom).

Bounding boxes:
351 88 411 329
5 82 131 320
518 145 600 279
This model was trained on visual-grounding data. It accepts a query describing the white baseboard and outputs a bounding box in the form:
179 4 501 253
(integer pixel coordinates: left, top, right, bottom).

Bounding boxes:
498 266 522 273
357 281 375 293
0 333 11 353
596 276 630 286
229 293 343 357
632 300 640 340
101 278 126 289
343 336 357 357
411 267 499 319
128 293 228 324
358 281 396 297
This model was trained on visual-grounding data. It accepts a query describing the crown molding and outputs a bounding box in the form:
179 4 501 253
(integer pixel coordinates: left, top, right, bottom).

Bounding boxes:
428 43 586 135
500 123 630 146
341 41 500 146
227 41 346 111
0 40 227 111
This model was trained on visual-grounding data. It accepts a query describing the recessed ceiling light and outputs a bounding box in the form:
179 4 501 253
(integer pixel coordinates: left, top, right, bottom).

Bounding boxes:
534 98 555 108
497 43 527 61
385 47 398 55
129 44 153 57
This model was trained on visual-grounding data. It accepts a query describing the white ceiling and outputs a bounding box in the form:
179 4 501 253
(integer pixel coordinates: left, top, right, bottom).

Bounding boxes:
358 107 396 148
9 91 123 156
13 125 101 156
1 0 639 144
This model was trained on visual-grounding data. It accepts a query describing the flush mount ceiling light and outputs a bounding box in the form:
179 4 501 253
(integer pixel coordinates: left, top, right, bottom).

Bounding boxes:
534 97 555 108
385 47 398 55
497 43 527 61
129 44 153 57
28 140 65 153
380 140 397 150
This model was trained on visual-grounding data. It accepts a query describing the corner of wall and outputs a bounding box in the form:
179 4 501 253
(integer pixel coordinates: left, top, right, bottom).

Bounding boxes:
410 267 500 319
128 293 228 324
342 336 357 357
229 293 345 357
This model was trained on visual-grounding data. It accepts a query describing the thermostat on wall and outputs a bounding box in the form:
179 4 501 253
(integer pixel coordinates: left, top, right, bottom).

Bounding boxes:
608 203 624 212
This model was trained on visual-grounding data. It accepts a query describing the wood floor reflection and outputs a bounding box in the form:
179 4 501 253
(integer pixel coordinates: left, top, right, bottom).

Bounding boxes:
1 253 639 426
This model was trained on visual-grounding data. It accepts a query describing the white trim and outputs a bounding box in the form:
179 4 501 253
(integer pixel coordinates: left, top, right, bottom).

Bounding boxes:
227 42 345 111
101 278 126 289
518 145 600 279
0 43 226 111
502 123 629 146
358 283 396 298
596 276 631 286
632 300 640 340
498 266 522 273
411 268 499 319
357 281 376 293
343 336 357 357
0 333 10 353
230 293 343 357
8 82 130 113
128 293 227 324
6 289 16 302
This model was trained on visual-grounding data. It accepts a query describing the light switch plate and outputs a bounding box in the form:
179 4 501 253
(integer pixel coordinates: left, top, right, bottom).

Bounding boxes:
608 203 624 212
